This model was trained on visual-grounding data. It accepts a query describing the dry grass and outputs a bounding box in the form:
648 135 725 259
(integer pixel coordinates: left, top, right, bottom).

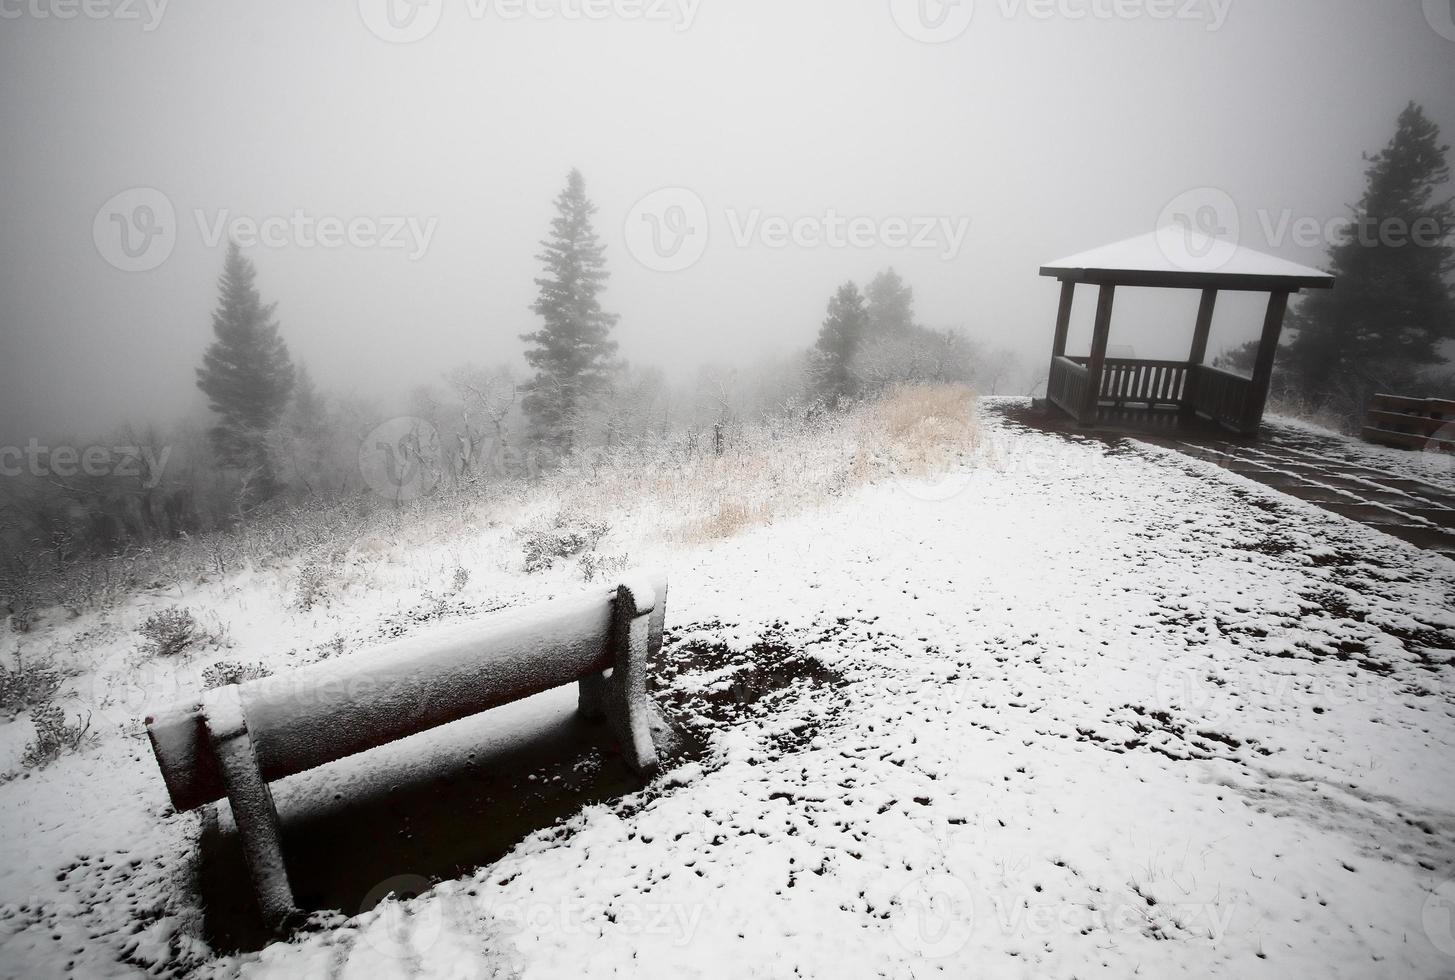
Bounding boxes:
3 385 981 614
545 383 981 547
678 498 776 545
1263 393 1358 435
873 383 981 481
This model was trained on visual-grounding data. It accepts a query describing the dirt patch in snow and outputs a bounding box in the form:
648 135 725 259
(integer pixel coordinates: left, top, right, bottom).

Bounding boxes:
650 621 850 764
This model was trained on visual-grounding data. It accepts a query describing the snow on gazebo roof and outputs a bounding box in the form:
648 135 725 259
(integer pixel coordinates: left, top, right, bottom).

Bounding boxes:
1041 229 1334 291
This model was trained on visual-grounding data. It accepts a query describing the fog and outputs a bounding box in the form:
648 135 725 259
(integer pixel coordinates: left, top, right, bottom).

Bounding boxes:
2 0 1452 445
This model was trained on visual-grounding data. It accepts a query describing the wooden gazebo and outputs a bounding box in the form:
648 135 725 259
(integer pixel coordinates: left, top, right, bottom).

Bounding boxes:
1041 231 1333 435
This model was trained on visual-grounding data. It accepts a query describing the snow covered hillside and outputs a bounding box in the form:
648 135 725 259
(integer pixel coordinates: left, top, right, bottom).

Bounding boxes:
3 398 1454 979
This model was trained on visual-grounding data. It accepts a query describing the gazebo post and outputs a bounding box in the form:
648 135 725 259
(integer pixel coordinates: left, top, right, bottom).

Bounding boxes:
1079 284 1116 425
1181 288 1218 417
1242 290 1292 435
1051 280 1075 357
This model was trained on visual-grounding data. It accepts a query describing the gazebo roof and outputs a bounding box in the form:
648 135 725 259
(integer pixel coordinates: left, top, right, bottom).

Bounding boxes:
1040 230 1335 291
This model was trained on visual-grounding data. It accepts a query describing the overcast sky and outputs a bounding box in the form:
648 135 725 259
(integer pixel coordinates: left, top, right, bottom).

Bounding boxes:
1 0 1452 444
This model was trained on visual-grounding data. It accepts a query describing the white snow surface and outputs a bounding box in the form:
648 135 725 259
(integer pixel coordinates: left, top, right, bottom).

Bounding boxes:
1043 230 1333 281
1262 414 1455 494
3 402 1454 979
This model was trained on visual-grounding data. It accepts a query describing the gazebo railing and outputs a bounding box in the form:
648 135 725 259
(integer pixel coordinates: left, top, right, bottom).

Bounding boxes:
1048 355 1257 432
1065 357 1189 409
1047 355 1089 416
1189 364 1253 431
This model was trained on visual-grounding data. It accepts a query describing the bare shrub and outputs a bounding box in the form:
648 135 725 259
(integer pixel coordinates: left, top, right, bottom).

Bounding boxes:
0 650 64 717
519 512 610 573
578 551 630 582
138 607 209 657
21 704 95 769
305 633 349 662
294 549 344 611
202 660 272 689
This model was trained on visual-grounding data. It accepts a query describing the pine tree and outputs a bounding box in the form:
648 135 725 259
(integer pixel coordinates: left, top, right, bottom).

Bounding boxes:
865 268 916 335
814 282 869 407
196 242 295 501
521 169 620 456
1283 102 1455 410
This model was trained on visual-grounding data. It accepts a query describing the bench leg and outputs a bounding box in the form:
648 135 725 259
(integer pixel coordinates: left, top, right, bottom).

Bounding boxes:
578 578 660 778
202 686 299 931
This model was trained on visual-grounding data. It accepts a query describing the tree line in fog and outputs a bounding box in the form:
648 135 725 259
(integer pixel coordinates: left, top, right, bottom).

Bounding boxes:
0 169 1015 564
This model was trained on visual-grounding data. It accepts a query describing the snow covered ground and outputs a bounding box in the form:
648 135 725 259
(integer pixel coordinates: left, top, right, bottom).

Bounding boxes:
1263 413 1455 493
3 399 1454 979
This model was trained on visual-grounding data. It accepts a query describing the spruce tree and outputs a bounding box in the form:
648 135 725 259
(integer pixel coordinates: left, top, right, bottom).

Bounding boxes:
815 282 869 407
1283 102 1455 409
521 169 619 456
196 242 295 500
865 268 916 335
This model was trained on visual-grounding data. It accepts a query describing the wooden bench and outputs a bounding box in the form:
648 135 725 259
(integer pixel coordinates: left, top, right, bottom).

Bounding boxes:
1361 394 1455 452
145 573 667 928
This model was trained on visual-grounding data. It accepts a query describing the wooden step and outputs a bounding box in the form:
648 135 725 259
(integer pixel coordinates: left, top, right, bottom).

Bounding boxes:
1361 426 1454 452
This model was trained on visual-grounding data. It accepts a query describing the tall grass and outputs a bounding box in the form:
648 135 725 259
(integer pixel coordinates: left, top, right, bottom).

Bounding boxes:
543 383 980 545
1 385 979 619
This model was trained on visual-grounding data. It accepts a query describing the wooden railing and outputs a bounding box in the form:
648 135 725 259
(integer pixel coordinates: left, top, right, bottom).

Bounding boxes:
1064 357 1189 408
1361 394 1455 452
1190 365 1253 431
1046 357 1262 431
1047 355 1089 417
1103 359 1187 407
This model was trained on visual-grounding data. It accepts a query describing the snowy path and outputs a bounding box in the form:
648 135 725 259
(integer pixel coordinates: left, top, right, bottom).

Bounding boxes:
209 406 1455 979
1146 418 1455 557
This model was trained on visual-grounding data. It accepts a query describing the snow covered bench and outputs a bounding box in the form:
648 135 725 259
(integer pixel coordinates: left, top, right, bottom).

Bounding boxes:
144 573 667 928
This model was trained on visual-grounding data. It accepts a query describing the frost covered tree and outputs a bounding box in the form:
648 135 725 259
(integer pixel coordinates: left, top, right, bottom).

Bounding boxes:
196 242 295 503
814 282 869 407
850 325 976 394
521 169 620 456
865 268 916 335
273 365 334 494
445 364 518 477
1282 102 1455 415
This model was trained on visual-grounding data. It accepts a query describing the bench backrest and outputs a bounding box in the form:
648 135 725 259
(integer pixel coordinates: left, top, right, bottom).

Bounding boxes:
146 573 666 813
